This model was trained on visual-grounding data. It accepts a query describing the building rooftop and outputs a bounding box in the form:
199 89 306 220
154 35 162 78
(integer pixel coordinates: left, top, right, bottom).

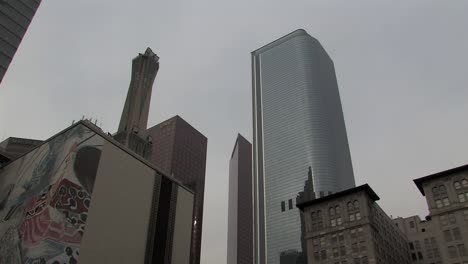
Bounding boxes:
251 29 311 55
296 184 379 211
414 163 468 195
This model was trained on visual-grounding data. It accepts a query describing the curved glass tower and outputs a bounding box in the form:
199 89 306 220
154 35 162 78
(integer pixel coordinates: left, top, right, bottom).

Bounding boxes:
252 29 355 264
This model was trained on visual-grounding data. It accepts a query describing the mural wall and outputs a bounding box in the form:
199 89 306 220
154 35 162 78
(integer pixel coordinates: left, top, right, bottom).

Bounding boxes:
0 124 104 264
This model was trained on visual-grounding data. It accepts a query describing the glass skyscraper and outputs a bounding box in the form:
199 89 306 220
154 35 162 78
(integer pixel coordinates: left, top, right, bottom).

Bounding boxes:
252 29 355 264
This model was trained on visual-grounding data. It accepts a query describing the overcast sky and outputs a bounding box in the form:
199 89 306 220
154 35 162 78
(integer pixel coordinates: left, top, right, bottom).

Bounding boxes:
1 1 468 263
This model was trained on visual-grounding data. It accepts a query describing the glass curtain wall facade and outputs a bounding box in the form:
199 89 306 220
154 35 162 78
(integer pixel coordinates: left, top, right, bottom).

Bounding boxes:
0 0 42 83
252 29 355 264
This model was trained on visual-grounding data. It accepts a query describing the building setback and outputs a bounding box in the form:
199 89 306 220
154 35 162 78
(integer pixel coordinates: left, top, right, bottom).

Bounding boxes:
146 115 208 264
0 136 42 167
297 184 411 264
252 29 355 264
0 121 194 264
227 134 253 264
0 0 41 83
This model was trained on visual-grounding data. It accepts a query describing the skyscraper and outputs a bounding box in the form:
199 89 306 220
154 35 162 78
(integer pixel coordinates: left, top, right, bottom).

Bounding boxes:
252 29 355 264
114 47 159 159
146 115 207 264
0 0 42 83
227 134 253 264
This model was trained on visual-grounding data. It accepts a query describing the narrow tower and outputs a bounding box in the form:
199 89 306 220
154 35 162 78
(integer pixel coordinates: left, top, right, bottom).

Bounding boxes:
114 48 159 159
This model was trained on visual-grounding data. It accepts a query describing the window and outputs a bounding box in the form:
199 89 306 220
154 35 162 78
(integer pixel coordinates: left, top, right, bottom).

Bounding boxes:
409 221 415 228
320 250 327 260
338 233 344 242
356 212 361 220
362 256 368 264
340 245 346 256
333 247 339 258
455 181 462 189
443 197 450 206
330 207 335 216
352 243 358 253
331 234 338 244
336 205 341 214
354 258 360 264
417 252 423 260
354 200 359 209
433 186 439 196
281 201 285 212
440 215 448 225
411 253 417 261
444 230 453 242
464 210 468 221
458 244 467 256
350 214 355 221
453 228 462 240
288 199 293 210
409 242 415 250
463 179 468 188
331 219 336 227
439 185 447 195
313 238 320 246
436 199 443 208
314 252 320 261
348 202 354 211
459 193 466 202
359 241 366 252
449 246 458 258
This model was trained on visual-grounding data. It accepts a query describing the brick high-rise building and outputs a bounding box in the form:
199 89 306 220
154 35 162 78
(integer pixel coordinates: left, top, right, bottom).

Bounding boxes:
0 0 42 83
227 134 253 264
146 115 207 264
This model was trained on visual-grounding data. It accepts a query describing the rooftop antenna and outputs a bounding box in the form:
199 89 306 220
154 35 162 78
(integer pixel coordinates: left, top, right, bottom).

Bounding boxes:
72 120 75 125
81 115 85 120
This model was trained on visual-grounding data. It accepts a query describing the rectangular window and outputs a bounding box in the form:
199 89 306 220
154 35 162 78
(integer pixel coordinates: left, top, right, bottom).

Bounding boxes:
338 233 344 242
331 219 336 227
359 241 366 252
350 214 355 221
417 252 423 259
459 193 466 202
288 199 293 210
415 240 421 250
440 214 448 225
320 250 327 260
458 244 467 256
352 243 358 253
444 230 453 242
453 228 462 240
362 256 368 264
409 242 414 250
356 212 361 220
331 234 337 244
411 253 417 261
449 213 457 224
314 252 320 261
337 217 342 225
443 197 450 206
281 201 285 212
340 246 346 256
436 199 443 208
449 246 458 258
409 221 415 228
353 258 360 264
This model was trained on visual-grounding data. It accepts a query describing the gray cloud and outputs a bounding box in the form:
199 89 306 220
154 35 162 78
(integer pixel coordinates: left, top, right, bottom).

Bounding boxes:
1 1 468 263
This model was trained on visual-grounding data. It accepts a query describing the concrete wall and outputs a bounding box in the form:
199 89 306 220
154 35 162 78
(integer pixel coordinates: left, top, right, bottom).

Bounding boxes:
79 141 157 264
171 187 195 264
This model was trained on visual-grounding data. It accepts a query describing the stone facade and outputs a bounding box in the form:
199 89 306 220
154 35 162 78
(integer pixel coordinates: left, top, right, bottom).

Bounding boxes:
297 185 411 264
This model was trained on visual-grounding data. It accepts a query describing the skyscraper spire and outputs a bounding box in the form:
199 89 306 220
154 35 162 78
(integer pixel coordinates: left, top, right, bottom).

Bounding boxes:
114 48 159 159
118 47 159 134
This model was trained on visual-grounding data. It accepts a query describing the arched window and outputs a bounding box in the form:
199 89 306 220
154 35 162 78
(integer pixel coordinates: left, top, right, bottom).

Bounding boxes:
354 200 360 209
329 207 335 216
317 210 322 218
347 202 354 211
462 179 468 188
335 205 341 214
455 181 461 190
439 185 447 195
311 212 315 220
432 186 439 196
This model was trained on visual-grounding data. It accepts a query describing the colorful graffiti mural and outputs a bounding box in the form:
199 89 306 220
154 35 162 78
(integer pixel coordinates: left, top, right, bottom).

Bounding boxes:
0 124 103 264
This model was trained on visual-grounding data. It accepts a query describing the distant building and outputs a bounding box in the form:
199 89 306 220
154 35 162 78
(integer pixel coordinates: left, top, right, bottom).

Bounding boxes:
0 0 42 83
251 29 355 264
227 134 253 264
0 136 42 167
0 121 194 264
114 47 159 159
297 184 411 264
146 115 207 264
394 164 468 264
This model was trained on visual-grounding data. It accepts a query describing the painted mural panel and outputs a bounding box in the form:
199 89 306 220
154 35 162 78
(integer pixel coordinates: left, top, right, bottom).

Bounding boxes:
0 124 104 264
